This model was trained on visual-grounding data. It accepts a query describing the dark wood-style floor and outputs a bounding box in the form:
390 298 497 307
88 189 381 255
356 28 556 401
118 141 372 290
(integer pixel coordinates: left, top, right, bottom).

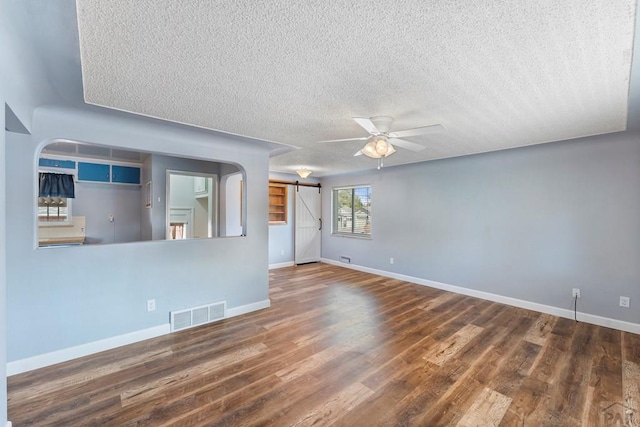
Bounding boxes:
8 263 640 426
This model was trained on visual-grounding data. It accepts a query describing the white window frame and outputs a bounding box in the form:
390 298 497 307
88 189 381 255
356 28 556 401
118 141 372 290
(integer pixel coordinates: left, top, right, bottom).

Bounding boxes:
331 185 371 238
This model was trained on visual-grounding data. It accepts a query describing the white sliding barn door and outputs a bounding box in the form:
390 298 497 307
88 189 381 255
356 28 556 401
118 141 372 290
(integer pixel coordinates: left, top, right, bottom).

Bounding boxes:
295 185 321 264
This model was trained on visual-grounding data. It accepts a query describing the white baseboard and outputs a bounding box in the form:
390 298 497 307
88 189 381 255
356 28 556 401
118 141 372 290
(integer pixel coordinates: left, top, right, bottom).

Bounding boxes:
7 324 170 376
7 299 272 376
320 258 640 335
226 299 270 318
269 261 294 270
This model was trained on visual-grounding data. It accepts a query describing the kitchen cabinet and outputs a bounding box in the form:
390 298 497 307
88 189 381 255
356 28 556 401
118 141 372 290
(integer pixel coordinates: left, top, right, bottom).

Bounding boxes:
78 162 110 182
193 176 208 197
78 162 140 185
39 158 76 169
112 165 141 184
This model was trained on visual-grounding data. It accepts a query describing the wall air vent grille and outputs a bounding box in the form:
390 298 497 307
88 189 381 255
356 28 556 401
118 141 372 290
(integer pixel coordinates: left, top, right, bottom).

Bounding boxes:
170 301 226 332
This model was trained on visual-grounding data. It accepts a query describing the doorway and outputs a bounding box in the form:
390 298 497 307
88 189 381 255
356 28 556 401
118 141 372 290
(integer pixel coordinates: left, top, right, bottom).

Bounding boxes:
294 185 321 264
168 208 194 239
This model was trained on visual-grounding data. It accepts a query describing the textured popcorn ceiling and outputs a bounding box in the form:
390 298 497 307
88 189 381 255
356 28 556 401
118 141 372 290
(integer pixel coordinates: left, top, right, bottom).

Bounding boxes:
76 0 636 176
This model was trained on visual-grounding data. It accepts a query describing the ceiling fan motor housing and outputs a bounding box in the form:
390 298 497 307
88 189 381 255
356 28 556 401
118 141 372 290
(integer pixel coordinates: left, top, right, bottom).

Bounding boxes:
369 116 394 134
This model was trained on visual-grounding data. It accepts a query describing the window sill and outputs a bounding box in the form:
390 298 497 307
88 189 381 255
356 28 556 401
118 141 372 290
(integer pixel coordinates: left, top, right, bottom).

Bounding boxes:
330 232 371 240
38 220 74 227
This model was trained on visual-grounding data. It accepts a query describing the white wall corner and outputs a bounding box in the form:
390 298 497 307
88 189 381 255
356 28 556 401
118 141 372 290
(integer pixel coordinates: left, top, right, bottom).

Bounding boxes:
320 258 640 335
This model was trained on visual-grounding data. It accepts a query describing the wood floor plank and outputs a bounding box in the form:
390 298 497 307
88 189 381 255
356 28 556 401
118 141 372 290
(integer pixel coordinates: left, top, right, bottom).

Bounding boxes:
8 263 640 426
456 387 512 427
584 326 624 425
424 323 484 366
289 382 374 427
622 360 640 424
119 343 268 407
523 313 558 346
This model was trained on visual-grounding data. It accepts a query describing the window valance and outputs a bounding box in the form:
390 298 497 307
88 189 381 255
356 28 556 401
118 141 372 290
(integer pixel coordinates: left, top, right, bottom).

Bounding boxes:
39 173 75 198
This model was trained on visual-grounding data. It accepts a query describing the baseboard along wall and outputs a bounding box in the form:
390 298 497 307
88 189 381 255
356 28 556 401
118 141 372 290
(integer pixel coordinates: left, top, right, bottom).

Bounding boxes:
269 261 295 270
7 299 271 376
320 258 640 335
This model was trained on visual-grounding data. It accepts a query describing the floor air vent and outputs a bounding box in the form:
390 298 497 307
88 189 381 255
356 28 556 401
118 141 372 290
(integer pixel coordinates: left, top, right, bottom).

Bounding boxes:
170 301 226 332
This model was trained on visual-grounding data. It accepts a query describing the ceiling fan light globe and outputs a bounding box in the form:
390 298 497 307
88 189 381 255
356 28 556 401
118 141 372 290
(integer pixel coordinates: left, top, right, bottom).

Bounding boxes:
362 140 382 158
375 138 389 155
384 143 396 157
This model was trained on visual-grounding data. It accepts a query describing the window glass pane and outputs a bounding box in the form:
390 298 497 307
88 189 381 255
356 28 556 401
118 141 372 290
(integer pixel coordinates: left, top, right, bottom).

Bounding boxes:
352 187 371 234
335 188 353 233
332 186 371 236
38 197 69 222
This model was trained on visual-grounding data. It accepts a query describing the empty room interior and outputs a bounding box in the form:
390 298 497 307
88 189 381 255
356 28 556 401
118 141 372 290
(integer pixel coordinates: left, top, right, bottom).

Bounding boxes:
2 1 640 426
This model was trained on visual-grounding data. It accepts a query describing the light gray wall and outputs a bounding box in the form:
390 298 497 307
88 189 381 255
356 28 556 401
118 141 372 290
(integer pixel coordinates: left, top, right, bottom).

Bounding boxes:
268 186 294 266
0 1 60 132
73 182 142 244
219 163 244 237
223 173 243 237
2 4 10 423
6 105 270 362
1 83 8 426
320 132 640 325
141 155 153 241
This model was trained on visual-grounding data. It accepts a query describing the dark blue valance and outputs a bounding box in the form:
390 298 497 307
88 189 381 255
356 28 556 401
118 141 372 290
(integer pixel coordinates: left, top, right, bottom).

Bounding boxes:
39 173 75 198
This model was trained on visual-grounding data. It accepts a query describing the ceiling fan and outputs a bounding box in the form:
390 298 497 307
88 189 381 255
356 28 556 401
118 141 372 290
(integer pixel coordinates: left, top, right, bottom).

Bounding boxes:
318 116 444 168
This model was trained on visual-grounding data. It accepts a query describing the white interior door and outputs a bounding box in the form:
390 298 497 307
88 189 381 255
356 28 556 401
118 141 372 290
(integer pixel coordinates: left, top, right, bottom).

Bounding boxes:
295 185 321 264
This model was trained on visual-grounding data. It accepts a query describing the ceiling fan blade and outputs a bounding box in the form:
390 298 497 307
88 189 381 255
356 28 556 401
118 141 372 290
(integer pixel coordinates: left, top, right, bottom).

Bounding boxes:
353 117 379 134
389 124 444 139
317 136 368 143
353 150 363 156
388 138 426 152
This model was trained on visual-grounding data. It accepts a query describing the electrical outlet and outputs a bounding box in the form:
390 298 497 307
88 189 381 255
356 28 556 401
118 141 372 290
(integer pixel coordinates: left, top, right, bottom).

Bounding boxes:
620 296 630 308
280 249 285 256
108 214 114 222
147 299 156 312
390 257 394 264
572 288 581 298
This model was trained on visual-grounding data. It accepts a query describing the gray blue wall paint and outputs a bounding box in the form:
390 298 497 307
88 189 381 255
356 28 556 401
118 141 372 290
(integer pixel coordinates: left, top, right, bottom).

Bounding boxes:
1 84 9 426
268 182 294 266
223 173 243 237
0 1 61 132
73 182 142 244
6 105 270 362
320 132 640 325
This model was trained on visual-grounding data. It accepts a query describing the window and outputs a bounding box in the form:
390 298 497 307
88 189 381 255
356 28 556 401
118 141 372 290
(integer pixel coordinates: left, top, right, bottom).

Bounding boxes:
38 171 76 225
332 186 371 236
38 197 71 223
269 182 288 224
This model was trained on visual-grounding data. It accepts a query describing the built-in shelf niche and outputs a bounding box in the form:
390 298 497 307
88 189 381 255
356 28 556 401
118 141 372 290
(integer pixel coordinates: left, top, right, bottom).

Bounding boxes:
268 182 287 224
